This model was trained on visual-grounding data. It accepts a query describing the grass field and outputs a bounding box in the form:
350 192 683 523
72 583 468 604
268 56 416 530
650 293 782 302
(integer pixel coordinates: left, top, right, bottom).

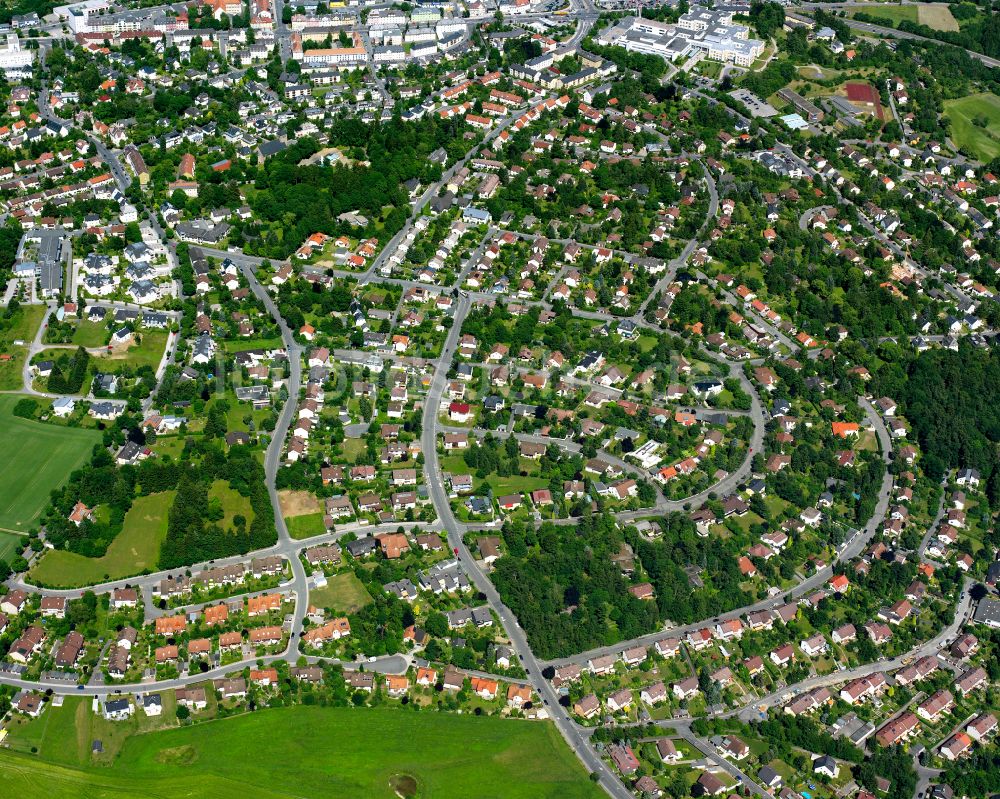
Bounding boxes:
223 336 284 353
70 321 110 348
850 5 917 24
342 437 367 460
219 394 273 433
484 474 549 497
104 329 169 371
28 491 175 587
209 480 254 530
0 395 101 534
944 92 1000 162
0 304 46 391
286 512 325 539
35 329 168 380
0 530 25 561
279 490 325 539
310 571 372 613
0 703 603 799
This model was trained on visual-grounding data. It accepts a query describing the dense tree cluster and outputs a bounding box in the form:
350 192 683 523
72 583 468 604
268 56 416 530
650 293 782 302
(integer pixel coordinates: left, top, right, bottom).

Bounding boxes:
45 347 91 395
492 512 764 658
747 1 786 39
942 751 1000 797
742 60 797 100
491 514 659 659
43 453 179 558
857 748 916 799
159 448 276 568
879 342 1000 494
0 220 22 282
240 118 459 258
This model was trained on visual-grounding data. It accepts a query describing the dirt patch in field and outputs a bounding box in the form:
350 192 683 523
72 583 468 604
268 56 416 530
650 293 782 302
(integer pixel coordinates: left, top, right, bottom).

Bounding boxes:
155 745 199 766
390 774 418 798
918 3 959 31
278 490 322 517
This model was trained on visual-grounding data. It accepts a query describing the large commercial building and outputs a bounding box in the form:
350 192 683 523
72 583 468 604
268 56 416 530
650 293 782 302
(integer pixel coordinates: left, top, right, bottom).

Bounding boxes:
0 35 33 73
777 87 824 123
598 10 764 67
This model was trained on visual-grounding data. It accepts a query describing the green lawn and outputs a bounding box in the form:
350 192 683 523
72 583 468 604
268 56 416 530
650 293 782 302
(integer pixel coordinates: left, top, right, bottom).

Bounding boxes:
310 571 373 613
944 92 1000 162
215 394 273 434
484 474 549 496
223 336 284 353
4 304 48 343
286 512 326 539
0 395 102 534
0 704 603 799
637 335 658 353
28 491 175 588
115 329 169 370
71 321 110 348
342 437 367 461
763 494 790 518
0 354 25 391
440 454 471 475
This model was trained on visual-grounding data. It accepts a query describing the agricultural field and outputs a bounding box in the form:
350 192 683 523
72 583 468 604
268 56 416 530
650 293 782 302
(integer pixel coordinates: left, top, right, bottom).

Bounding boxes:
0 703 603 799
944 92 1000 162
0 395 101 534
0 530 25 562
849 3 957 29
918 3 959 30
849 5 918 24
28 491 175 588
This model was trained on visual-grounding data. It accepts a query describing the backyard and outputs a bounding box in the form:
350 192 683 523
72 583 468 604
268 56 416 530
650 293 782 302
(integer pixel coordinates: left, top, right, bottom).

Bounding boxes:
33 328 170 388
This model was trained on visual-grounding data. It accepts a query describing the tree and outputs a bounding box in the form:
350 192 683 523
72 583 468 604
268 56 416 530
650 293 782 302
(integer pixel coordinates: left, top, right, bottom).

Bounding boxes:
424 611 449 638
748 1 785 38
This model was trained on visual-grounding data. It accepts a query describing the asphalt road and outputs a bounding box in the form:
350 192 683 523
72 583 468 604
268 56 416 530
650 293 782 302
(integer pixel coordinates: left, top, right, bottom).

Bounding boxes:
233 255 312 659
735 581 974 721
0 21 982 795
419 293 634 798
543 397 894 671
